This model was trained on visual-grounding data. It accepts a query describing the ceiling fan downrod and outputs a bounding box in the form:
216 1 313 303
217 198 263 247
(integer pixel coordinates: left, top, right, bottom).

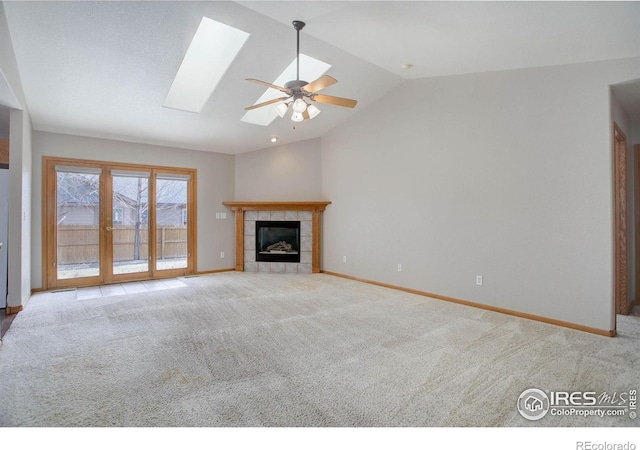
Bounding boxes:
292 20 305 82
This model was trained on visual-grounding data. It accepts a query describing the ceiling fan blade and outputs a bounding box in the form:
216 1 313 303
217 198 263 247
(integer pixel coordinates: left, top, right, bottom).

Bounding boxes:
302 75 338 94
244 97 290 111
312 94 357 108
245 78 291 94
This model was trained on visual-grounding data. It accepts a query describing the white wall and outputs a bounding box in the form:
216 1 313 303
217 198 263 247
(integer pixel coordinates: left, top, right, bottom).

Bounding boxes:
0 2 24 110
31 131 236 288
7 109 31 308
322 57 640 332
235 138 323 201
1 1 32 309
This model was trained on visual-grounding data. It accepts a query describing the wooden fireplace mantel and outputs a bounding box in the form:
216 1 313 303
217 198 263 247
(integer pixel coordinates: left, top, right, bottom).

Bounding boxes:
222 201 331 212
222 201 331 273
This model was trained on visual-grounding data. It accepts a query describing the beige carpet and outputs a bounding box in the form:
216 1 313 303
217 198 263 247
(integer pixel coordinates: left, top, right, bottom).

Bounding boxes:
0 272 638 427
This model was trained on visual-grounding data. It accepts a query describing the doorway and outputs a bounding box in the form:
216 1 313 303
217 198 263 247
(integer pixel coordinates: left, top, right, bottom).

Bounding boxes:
0 167 8 308
43 157 197 289
635 143 640 315
613 123 630 317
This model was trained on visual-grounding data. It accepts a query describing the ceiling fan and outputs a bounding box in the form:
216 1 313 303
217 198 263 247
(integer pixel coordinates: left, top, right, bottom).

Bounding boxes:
244 20 357 122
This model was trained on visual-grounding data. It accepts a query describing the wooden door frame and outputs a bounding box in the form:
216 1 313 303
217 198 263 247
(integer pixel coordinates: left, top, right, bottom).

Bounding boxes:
103 166 152 284
42 156 197 290
635 144 640 310
613 123 629 318
43 157 106 289
151 167 198 280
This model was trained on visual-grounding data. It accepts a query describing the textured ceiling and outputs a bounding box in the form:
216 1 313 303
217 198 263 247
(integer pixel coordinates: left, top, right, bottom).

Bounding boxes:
1 1 640 154
241 1 640 79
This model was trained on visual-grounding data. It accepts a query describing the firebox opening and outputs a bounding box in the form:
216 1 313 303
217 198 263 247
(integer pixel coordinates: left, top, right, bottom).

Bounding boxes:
256 221 301 263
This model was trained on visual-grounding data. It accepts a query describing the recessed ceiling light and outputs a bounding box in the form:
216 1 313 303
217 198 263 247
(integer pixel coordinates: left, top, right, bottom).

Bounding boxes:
241 54 331 127
401 63 414 70
163 17 250 113
270 137 278 143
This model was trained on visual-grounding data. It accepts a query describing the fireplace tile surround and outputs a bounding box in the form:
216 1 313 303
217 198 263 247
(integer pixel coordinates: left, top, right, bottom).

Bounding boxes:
248 212 307 272
222 202 331 274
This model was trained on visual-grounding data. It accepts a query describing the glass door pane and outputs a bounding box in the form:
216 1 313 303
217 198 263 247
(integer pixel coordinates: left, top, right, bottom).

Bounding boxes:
46 158 196 289
56 168 101 280
156 176 188 271
111 172 150 275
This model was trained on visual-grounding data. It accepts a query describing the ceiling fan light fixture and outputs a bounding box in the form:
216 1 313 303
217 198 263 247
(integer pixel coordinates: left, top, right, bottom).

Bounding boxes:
292 98 308 113
244 19 357 125
275 102 289 118
307 104 321 119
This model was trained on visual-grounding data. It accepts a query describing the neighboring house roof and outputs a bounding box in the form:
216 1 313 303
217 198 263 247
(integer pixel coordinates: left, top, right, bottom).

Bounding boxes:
56 173 100 204
57 173 186 206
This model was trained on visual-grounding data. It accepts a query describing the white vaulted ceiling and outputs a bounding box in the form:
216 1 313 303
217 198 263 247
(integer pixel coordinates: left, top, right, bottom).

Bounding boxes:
2 1 640 154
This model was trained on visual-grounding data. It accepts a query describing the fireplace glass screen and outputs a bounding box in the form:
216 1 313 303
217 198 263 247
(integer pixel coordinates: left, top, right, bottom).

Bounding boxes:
255 221 300 263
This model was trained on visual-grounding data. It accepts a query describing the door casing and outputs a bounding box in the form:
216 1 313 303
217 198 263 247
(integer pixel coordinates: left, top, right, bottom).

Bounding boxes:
0 168 9 308
613 123 629 319
43 156 197 290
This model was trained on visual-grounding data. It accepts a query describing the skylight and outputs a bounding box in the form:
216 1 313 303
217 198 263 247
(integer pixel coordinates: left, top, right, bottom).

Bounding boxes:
163 17 250 113
241 54 331 126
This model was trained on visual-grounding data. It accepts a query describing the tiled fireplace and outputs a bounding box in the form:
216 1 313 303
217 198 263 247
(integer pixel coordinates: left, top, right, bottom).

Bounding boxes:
222 202 331 273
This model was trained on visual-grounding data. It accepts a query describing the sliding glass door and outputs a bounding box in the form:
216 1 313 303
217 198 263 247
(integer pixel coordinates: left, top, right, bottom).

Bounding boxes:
54 165 103 284
107 170 151 281
155 174 189 272
44 158 196 289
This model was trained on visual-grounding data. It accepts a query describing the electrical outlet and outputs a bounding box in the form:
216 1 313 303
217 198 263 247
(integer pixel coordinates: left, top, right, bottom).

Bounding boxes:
220 252 225 259
343 256 347 263
397 264 402 272
476 275 483 286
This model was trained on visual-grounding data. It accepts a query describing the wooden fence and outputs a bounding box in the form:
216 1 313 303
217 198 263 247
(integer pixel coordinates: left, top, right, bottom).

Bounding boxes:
57 225 187 264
